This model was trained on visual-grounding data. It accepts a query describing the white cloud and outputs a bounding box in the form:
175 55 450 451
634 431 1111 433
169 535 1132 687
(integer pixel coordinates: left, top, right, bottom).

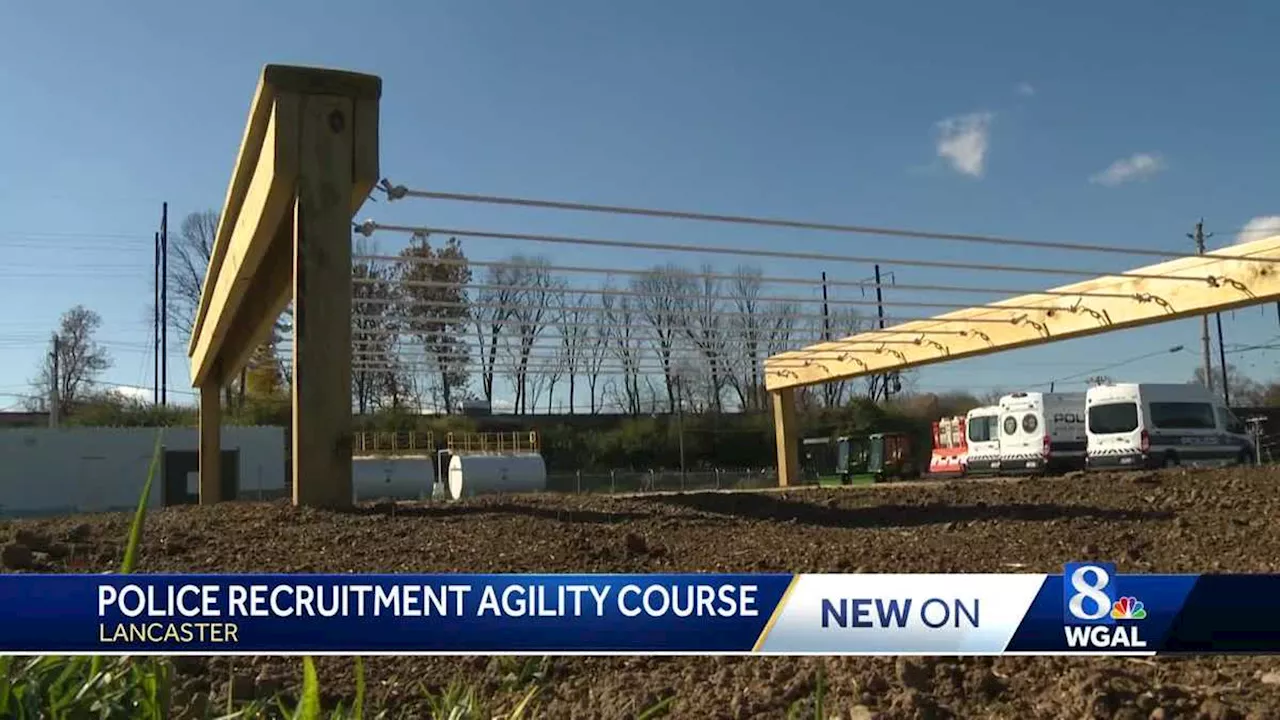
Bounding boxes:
1015 82 1035 97
935 112 994 178
1235 216 1280 245
1088 153 1165 187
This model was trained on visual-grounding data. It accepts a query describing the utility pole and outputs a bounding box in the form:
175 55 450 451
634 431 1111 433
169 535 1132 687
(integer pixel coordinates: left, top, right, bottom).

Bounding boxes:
160 202 169 407
820 271 838 408
873 264 892 402
1216 313 1230 406
675 376 686 486
820 271 831 342
49 334 60 428
153 230 160 405
1189 219 1214 391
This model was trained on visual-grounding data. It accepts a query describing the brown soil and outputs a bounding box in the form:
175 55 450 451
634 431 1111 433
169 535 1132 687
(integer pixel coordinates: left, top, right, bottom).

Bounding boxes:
5 466 1280 719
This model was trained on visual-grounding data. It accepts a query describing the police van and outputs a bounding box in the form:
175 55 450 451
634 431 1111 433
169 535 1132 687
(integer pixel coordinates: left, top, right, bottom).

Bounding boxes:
964 405 1002 474
998 391 1087 473
1085 382 1254 469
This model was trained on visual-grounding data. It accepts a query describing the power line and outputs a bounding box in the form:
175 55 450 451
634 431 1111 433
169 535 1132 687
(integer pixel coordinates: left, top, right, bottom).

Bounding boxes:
354 254 1152 301
356 222 1220 282
374 180 1280 264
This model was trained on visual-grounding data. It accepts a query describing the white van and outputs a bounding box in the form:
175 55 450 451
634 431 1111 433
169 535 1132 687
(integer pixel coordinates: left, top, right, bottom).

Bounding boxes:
964 405 1002 474
998 392 1087 473
1085 382 1254 470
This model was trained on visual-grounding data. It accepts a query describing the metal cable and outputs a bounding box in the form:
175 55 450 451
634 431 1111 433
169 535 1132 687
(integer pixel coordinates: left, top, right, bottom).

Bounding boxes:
352 296 1080 319
348 313 968 336
352 254 1148 300
355 221 1220 282
353 276 1140 310
375 180 1280 264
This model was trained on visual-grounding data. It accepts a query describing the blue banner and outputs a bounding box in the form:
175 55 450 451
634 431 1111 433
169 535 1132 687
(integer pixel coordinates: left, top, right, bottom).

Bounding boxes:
4 568 1280 654
0 574 792 653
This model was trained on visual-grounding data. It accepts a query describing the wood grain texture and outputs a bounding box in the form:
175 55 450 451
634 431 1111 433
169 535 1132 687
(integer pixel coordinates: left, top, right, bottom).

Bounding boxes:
199 381 223 504
291 94 355 509
771 388 800 488
765 235 1280 391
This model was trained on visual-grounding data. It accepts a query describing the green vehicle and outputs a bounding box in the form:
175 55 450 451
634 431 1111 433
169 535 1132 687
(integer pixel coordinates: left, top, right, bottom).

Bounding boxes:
802 432 920 485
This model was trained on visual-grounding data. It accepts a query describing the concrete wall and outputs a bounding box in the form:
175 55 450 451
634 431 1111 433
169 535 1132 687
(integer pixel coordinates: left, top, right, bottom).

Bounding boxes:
0 426 286 517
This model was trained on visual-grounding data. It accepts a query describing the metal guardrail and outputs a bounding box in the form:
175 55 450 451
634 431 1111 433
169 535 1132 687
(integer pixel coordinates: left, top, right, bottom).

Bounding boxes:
446 431 539 455
352 431 435 455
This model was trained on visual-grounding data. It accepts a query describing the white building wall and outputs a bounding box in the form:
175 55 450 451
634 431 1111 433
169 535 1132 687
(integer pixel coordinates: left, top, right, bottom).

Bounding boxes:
0 426 286 517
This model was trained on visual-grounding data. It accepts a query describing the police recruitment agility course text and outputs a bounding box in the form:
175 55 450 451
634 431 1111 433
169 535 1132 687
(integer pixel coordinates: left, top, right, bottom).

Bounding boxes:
3 566 1278 655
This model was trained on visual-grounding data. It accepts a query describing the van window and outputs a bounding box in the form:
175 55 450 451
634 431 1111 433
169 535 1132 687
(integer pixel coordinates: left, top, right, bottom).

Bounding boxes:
1088 402 1139 434
1149 402 1216 430
1002 416 1018 436
967 416 996 443
1216 407 1246 435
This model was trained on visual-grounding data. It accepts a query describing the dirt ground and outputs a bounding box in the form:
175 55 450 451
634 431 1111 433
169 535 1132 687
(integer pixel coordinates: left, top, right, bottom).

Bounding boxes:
5 466 1280 719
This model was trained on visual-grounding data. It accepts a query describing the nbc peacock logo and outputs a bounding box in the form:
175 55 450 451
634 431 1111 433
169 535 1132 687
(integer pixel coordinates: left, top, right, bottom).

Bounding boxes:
1110 596 1147 621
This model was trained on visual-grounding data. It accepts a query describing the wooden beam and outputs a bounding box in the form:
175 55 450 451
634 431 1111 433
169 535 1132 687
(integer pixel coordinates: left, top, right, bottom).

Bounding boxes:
291 94 356 509
772 388 800 487
218 213 294 381
189 95 299 387
188 65 382 359
764 235 1280 390
199 381 222 504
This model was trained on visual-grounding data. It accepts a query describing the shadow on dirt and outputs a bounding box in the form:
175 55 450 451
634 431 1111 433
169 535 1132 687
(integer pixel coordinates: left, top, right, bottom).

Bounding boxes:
346 502 650 525
647 493 1174 529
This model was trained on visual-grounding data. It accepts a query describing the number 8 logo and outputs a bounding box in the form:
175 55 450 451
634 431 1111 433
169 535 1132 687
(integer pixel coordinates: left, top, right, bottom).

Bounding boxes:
1068 566 1112 621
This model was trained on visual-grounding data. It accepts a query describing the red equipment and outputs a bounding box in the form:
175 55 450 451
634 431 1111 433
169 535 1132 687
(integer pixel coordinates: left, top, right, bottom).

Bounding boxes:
929 415 968 476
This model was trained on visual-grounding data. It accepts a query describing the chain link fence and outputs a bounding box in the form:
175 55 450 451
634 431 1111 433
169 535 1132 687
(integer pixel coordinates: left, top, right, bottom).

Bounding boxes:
546 469 781 495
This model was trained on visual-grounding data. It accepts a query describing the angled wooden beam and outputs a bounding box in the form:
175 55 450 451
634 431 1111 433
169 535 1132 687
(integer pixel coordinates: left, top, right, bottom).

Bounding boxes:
190 65 380 509
764 234 1280 391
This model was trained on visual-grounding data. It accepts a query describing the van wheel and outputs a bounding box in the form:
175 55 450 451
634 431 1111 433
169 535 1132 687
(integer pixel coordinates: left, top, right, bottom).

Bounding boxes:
1239 450 1254 467
1162 453 1179 469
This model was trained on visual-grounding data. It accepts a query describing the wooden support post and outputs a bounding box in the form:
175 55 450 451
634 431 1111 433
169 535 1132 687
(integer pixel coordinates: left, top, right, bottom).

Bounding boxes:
772 388 800 487
199 381 222 504
291 93 355 509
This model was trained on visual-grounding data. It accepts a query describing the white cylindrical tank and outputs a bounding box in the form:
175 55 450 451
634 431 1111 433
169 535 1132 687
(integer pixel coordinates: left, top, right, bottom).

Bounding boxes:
352 456 435 502
447 453 547 500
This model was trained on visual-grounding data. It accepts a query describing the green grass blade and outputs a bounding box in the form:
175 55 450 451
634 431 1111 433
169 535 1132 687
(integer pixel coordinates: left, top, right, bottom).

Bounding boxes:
352 657 365 719
507 686 539 719
636 695 674 720
121 429 165 574
296 657 321 720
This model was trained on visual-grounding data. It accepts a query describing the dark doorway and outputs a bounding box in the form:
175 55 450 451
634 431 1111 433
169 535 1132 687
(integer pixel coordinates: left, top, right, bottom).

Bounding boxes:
162 449 239 506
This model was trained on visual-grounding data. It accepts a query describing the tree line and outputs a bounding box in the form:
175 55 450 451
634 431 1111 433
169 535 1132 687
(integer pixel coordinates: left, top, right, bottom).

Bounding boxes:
24 208 1280 427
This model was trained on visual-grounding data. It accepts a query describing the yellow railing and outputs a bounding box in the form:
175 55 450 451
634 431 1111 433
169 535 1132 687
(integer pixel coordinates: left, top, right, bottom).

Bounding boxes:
446 431 539 455
352 431 436 455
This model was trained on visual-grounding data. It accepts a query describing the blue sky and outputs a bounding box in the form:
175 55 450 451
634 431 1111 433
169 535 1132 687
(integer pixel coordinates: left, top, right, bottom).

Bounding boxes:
2 1 1279 412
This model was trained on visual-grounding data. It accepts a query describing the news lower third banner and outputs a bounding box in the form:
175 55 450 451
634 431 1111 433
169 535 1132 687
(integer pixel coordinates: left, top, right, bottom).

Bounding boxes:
3 565 1280 655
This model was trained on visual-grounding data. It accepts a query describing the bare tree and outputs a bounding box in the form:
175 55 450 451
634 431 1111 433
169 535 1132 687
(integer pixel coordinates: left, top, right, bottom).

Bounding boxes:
501 257 556 414
633 264 694 413
32 306 113 415
169 210 219 343
351 239 405 414
682 264 728 412
556 289 592 413
726 266 764 412
583 286 612 414
472 264 521 406
602 281 642 415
